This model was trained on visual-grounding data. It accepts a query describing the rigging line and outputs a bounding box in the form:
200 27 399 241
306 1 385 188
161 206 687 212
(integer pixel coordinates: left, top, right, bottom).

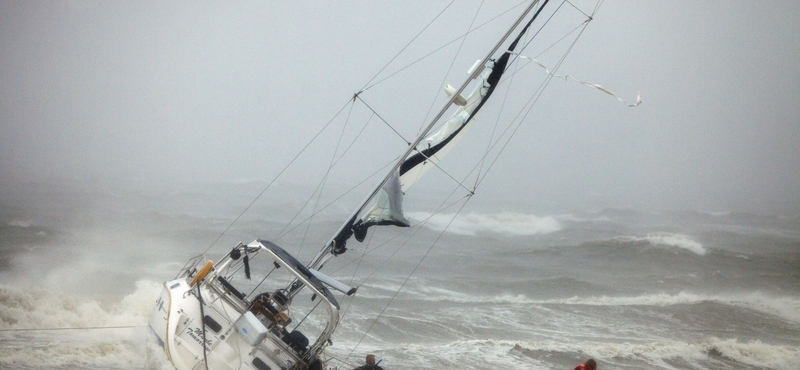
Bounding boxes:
274 179 324 243
275 159 396 241
342 186 470 353
216 297 245 369
360 0 457 92
362 0 529 93
314 1 547 267
297 97 357 258
490 16 589 91
358 193 471 285
331 112 375 168
460 22 586 192
328 192 470 277
347 189 473 359
418 1 554 189
407 147 476 195
247 262 277 298
339 196 469 363
417 0 486 135
355 95 410 145
342 192 472 364
476 10 591 190
196 284 209 368
336 231 371 327
475 18 530 187
591 0 605 17
497 20 587 86
474 66 557 189
565 0 591 19
228 249 262 287
333 234 376 351
475 18 588 179
0 325 145 332
325 353 360 370
204 98 354 254
510 0 567 67
275 111 375 242
517 56 641 106
291 299 322 333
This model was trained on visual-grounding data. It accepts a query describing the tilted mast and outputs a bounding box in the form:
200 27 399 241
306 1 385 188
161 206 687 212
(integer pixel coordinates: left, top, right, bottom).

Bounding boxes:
306 0 551 273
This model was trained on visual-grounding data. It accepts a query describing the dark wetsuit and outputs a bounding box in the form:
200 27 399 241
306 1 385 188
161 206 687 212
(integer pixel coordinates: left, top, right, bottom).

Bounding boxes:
355 365 384 370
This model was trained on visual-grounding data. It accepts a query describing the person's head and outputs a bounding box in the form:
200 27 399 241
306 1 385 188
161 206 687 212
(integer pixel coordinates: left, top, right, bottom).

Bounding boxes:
585 359 597 370
366 354 377 367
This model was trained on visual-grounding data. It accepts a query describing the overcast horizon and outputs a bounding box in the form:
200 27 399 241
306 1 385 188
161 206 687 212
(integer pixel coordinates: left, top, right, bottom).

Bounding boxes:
2 1 799 215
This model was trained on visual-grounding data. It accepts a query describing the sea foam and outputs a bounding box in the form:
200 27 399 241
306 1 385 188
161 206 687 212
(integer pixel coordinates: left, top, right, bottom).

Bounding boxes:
0 280 164 369
619 232 706 255
514 337 800 370
547 292 800 323
407 211 562 236
7 220 35 228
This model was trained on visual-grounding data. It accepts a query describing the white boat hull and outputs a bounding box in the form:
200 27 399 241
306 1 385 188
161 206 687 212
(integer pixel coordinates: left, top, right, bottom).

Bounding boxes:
149 241 339 370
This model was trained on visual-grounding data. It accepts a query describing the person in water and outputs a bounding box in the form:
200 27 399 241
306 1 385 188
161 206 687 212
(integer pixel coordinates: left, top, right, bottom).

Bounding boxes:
574 359 597 370
354 354 384 370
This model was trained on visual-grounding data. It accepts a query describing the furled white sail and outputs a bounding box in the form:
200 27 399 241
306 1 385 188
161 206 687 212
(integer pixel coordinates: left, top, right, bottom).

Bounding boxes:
400 66 492 192
354 66 495 241
325 0 552 255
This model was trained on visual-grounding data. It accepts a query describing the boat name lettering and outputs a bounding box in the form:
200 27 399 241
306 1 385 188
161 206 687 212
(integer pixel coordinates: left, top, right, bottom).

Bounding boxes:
186 327 213 348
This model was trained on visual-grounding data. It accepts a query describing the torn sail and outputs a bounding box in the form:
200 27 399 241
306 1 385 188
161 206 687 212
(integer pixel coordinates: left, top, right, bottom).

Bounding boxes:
344 1 549 247
353 65 495 242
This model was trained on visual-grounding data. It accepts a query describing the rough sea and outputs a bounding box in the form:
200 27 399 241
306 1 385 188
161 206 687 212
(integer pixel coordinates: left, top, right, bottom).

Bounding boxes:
1 179 798 370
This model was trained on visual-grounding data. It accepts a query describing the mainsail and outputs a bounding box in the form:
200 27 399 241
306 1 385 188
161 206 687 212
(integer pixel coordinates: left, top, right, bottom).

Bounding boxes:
320 0 552 261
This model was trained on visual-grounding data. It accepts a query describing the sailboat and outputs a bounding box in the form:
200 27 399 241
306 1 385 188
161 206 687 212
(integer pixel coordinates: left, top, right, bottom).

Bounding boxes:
148 1 618 369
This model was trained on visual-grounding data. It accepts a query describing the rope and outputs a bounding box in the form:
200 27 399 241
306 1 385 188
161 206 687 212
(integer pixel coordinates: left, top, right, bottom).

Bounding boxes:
296 95 357 259
203 98 355 255
274 104 374 243
276 159 395 242
328 192 469 277
361 1 530 93
475 1 602 190
0 325 145 332
342 1 605 356
417 0 486 134
345 189 472 362
517 55 642 106
355 95 410 145
360 1 457 91
325 353 360 370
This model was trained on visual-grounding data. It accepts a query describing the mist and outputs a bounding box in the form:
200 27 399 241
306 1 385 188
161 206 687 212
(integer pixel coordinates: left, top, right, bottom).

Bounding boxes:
1 1 799 214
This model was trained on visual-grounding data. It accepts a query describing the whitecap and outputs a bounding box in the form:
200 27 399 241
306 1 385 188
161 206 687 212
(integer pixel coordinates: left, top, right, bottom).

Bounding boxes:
8 220 35 228
619 232 706 255
407 211 562 236
513 337 800 370
544 292 800 323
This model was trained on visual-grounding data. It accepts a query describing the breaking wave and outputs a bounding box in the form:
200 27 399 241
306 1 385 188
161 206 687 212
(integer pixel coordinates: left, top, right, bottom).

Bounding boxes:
543 292 800 323
359 283 800 324
513 337 800 370
7 220 36 228
0 280 162 369
407 211 562 236
618 232 706 255
0 281 158 330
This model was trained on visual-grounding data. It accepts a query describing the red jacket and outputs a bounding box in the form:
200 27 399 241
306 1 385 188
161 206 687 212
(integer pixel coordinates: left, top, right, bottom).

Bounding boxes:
574 364 591 370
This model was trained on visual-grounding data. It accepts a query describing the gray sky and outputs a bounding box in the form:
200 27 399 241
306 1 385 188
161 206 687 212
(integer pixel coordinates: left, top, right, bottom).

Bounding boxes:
1 1 798 213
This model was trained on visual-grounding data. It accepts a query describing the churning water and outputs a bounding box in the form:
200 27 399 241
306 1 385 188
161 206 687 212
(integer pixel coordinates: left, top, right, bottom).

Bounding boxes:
1 179 798 370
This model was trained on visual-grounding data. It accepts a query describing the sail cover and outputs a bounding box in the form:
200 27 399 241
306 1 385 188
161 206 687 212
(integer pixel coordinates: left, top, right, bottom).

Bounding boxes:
342 1 550 247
